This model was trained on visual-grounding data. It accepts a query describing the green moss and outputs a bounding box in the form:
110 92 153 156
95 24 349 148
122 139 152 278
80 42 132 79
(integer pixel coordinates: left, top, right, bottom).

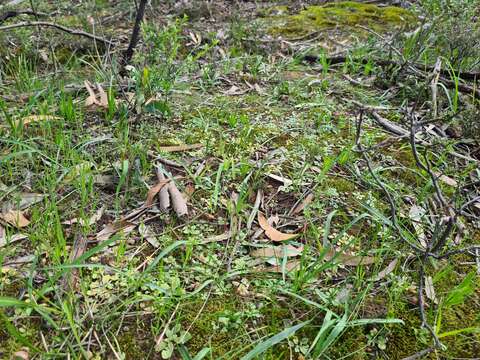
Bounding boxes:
269 1 417 38
179 297 244 357
323 176 356 193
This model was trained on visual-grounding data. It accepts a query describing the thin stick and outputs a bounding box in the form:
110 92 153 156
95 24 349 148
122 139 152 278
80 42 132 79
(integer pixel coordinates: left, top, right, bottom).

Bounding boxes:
0 21 113 46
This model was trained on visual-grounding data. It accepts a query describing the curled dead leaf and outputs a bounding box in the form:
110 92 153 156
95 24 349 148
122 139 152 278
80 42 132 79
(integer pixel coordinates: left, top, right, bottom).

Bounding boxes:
84 80 109 109
258 212 298 242
145 179 170 207
168 181 188 217
156 170 170 211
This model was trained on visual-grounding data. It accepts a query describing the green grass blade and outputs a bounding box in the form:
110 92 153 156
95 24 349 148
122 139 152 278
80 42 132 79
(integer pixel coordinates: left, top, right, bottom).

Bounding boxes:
241 321 309 360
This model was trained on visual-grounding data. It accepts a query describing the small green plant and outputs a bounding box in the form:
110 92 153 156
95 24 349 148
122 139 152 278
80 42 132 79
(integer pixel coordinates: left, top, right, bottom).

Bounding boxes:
155 324 192 359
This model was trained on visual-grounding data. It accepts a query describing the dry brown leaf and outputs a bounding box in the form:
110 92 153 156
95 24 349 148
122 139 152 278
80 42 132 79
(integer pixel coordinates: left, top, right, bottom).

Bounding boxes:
145 179 170 207
258 212 298 242
18 115 61 126
203 231 232 244
222 85 248 96
0 210 30 228
84 80 109 109
292 193 314 214
156 170 170 211
96 220 135 241
158 143 203 152
97 83 108 108
62 234 88 292
261 260 301 273
435 173 458 187
374 259 398 281
324 249 376 266
84 80 97 107
250 245 303 258
168 182 188 217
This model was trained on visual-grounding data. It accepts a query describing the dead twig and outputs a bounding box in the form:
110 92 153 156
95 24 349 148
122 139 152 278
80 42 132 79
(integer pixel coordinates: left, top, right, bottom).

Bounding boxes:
0 21 113 46
0 9 49 24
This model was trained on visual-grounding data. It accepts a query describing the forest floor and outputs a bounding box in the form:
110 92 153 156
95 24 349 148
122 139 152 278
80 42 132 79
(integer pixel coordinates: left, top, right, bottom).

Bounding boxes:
1 1 479 359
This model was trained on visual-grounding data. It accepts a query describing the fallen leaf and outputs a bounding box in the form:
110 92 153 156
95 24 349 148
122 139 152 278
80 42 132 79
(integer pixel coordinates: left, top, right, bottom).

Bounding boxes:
374 259 398 281
250 245 303 258
261 260 301 273
292 193 314 214
324 249 376 266
425 276 437 303
96 220 135 241
0 210 30 228
63 207 104 227
168 181 188 217
96 83 108 108
84 80 109 109
62 234 88 292
18 115 61 126
435 173 458 187
2 193 45 212
156 170 170 211
0 227 28 247
145 179 170 207
258 212 298 242
203 231 232 244
222 85 248 96
138 223 160 248
158 143 203 152
474 202 480 210
267 173 293 187
84 80 97 106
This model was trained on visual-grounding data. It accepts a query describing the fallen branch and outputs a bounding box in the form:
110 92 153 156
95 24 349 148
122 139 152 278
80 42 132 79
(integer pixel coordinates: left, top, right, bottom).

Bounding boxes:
0 9 48 24
304 54 480 98
303 54 480 82
0 21 114 46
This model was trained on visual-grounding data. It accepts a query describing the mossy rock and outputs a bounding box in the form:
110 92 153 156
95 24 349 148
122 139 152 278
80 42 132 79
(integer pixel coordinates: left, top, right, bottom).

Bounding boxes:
268 1 417 38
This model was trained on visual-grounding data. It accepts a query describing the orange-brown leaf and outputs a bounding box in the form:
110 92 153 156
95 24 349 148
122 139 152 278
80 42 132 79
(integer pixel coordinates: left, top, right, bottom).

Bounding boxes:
258 212 298 241
0 210 30 228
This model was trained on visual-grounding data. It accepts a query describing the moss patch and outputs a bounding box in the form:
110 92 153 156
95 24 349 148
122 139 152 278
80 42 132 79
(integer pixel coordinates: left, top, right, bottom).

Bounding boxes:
269 1 416 38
